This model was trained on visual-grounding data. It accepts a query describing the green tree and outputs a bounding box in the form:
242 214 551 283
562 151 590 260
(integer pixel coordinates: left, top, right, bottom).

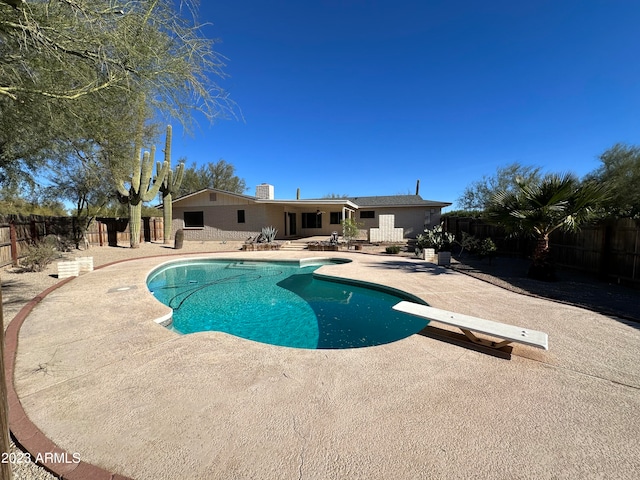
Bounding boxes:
457 162 543 211
587 143 640 219
485 173 606 280
0 0 237 185
46 150 114 248
177 160 247 197
341 218 363 249
0 185 66 216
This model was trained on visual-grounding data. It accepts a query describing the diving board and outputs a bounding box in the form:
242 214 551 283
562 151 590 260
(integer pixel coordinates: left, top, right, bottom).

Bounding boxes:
393 301 549 351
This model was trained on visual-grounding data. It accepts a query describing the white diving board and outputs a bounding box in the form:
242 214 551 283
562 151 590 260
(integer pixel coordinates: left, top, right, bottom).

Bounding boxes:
393 301 549 351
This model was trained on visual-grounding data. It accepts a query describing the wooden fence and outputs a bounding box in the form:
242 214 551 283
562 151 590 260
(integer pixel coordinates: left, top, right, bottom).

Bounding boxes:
0 215 164 267
444 216 640 286
85 217 164 248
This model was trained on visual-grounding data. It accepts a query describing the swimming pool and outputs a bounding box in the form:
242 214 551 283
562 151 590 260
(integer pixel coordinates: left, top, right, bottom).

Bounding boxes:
147 258 429 349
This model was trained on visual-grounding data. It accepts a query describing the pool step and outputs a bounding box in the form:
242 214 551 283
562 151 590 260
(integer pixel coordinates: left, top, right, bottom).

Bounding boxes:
280 241 307 251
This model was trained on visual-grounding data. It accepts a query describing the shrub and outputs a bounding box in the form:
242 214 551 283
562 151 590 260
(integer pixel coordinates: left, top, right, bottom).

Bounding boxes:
43 234 74 252
385 245 401 254
480 238 497 257
20 241 59 272
459 232 480 255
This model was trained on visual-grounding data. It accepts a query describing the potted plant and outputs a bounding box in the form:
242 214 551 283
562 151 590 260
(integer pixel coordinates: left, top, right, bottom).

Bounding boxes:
415 224 455 265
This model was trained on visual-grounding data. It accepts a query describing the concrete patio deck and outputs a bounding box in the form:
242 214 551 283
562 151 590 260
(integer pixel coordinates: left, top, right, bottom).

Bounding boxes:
7 250 640 479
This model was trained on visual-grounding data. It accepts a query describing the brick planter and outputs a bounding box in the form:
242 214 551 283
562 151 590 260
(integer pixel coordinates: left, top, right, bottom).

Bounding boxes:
241 243 281 251
307 244 339 251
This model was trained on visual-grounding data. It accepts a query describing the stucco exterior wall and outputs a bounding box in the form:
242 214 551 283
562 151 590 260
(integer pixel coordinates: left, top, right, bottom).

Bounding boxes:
172 204 263 241
355 206 442 239
169 190 445 241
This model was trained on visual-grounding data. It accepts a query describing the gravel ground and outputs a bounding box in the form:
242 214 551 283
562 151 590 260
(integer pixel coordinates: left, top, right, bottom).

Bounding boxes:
2 241 638 478
450 255 640 323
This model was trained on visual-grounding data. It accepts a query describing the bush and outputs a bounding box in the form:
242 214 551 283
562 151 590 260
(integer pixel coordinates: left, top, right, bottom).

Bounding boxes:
459 232 480 255
479 238 497 257
385 245 402 254
43 234 74 252
20 241 59 272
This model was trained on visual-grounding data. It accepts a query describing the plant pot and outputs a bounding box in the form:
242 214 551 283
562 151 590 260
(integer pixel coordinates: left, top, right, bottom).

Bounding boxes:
437 251 451 266
423 248 436 262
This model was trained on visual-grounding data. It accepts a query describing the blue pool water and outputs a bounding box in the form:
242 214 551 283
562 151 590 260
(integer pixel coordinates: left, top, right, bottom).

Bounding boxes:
147 259 429 349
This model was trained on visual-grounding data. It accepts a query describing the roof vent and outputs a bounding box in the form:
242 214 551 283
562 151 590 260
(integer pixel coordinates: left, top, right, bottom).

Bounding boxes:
255 183 274 200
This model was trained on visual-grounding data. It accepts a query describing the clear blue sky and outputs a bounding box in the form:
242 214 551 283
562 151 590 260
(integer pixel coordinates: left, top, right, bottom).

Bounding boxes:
170 0 640 209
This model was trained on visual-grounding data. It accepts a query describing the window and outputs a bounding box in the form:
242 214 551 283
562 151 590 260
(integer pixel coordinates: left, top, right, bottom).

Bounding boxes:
183 211 204 228
302 212 322 228
237 209 245 223
360 211 375 219
330 212 343 224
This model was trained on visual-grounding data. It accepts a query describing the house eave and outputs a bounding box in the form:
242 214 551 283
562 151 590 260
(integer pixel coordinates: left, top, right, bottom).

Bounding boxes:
255 199 359 209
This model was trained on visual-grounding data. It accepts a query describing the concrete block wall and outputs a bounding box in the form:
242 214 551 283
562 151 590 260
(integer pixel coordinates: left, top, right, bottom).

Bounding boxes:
370 214 404 242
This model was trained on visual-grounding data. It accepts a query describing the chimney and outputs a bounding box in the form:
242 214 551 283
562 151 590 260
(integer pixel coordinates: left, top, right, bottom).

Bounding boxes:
415 179 420 196
255 183 274 200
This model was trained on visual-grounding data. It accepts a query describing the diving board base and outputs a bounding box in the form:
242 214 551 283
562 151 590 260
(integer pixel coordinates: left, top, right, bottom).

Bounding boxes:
418 326 513 359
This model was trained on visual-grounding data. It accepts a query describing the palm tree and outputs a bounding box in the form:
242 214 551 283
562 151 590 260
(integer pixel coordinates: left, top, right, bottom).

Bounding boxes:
486 173 606 280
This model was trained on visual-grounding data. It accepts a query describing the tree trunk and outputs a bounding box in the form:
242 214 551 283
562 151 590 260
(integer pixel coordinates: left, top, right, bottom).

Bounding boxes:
532 234 550 265
529 234 556 281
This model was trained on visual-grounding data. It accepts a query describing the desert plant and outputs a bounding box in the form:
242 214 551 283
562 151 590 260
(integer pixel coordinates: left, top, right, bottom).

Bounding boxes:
174 228 184 249
20 241 59 272
115 109 170 248
157 125 185 244
486 173 606 279
260 226 278 243
416 223 455 253
385 245 401 254
116 147 169 248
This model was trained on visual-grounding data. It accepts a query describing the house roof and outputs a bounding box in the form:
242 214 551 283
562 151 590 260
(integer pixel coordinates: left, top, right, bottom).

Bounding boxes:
170 188 359 209
171 188 256 204
347 195 452 208
170 189 450 209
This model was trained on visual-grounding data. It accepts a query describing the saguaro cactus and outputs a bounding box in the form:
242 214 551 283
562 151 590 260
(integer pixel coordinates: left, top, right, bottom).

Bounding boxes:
157 125 184 244
117 144 170 248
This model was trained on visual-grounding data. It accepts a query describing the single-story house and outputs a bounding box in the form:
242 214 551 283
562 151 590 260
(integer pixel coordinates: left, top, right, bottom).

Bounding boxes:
168 184 451 242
